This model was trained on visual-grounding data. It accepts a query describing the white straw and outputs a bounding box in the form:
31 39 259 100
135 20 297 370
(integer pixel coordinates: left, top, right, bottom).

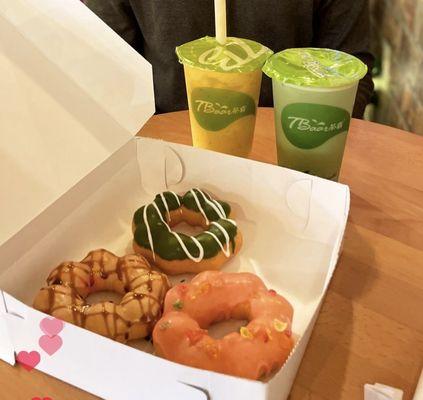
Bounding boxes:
214 0 227 45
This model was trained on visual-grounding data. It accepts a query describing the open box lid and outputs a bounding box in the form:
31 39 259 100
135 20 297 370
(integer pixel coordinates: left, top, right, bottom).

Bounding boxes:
0 0 155 246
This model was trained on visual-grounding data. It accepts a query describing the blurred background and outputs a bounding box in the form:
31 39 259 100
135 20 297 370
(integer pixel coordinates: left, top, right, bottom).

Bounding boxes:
367 0 422 134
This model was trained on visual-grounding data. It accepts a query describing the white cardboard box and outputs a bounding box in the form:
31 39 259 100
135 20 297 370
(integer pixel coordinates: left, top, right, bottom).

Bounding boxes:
0 1 350 399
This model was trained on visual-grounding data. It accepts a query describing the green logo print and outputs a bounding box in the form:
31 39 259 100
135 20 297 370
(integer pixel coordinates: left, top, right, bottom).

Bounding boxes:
281 103 350 149
191 87 256 131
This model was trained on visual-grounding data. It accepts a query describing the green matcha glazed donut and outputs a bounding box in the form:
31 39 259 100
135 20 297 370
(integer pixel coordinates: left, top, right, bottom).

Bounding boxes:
132 189 243 275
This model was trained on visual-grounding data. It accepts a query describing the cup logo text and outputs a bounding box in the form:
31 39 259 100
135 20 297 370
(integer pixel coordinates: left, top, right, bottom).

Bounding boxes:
281 103 350 149
195 100 248 116
192 87 256 131
287 117 345 132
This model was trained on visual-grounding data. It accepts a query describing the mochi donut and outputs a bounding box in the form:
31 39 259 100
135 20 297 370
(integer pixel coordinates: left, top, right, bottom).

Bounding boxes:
33 249 170 342
132 189 242 275
153 271 294 380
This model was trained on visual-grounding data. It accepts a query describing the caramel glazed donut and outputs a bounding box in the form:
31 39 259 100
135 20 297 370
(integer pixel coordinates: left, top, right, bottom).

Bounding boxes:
33 249 170 342
153 271 294 380
132 188 242 275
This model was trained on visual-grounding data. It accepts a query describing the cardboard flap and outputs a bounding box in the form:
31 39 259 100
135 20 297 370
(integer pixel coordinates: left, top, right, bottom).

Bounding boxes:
0 292 16 365
137 138 185 194
0 0 155 246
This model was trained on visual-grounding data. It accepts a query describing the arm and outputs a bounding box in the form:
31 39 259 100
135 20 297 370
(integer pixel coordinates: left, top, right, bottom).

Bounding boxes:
84 0 143 53
313 0 374 118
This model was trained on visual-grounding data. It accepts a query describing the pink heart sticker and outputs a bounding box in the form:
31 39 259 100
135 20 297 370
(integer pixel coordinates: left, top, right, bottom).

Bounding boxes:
31 397 52 400
16 350 40 371
40 317 64 337
39 335 63 356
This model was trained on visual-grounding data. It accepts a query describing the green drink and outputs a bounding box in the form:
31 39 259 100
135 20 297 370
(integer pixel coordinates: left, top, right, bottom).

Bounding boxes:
263 48 367 181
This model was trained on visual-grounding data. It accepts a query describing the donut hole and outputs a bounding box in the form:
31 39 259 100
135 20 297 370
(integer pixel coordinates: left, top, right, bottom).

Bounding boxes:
170 221 205 236
86 291 122 305
206 302 251 339
208 319 248 339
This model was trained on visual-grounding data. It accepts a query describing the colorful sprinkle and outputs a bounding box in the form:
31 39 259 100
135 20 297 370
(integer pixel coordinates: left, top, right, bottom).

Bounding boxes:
178 284 189 294
159 321 171 330
191 282 211 299
198 282 211 295
186 329 205 345
203 342 218 359
268 289 277 296
240 327 253 339
273 319 288 333
173 299 184 310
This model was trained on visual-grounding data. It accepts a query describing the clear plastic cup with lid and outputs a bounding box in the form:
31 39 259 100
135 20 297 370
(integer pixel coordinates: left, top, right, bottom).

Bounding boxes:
177 36 272 158
263 48 367 181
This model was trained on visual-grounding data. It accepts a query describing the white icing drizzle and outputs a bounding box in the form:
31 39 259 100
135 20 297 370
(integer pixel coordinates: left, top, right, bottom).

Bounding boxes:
196 188 227 219
168 191 181 206
169 232 204 263
151 202 171 231
205 231 231 257
190 189 209 225
210 221 232 257
140 191 237 264
159 193 171 221
212 199 227 218
143 204 155 261
169 190 183 216
225 218 237 226
149 201 205 263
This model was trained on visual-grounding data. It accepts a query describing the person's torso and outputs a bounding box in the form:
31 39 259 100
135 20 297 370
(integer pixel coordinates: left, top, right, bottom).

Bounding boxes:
130 0 316 112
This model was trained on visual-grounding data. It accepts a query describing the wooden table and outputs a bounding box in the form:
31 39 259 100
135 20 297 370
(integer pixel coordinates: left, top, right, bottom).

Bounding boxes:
1 108 422 400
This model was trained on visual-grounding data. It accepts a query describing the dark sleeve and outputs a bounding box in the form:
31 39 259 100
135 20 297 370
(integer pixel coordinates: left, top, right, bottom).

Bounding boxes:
84 0 143 53
313 0 374 118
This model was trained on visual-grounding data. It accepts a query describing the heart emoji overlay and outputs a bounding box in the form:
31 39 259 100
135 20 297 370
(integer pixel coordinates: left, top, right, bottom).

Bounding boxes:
16 351 40 371
31 397 52 400
39 335 63 356
40 317 64 337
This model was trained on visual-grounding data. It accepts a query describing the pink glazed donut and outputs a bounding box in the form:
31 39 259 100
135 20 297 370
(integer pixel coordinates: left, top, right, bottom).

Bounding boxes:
152 271 294 380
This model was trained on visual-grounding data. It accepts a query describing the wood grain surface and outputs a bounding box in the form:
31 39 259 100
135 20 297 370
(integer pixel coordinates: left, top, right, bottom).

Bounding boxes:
1 108 422 400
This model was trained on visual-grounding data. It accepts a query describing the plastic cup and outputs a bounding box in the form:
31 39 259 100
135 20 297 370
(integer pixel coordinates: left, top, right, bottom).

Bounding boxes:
263 48 368 181
177 37 272 157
